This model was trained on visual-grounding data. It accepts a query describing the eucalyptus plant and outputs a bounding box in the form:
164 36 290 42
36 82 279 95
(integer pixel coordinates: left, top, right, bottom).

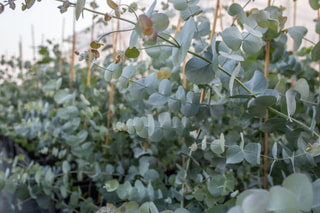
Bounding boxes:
1 0 320 212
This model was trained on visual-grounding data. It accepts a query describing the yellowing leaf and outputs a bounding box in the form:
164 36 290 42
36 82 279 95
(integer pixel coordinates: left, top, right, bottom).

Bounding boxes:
107 0 118 9
90 41 104 49
157 70 171 79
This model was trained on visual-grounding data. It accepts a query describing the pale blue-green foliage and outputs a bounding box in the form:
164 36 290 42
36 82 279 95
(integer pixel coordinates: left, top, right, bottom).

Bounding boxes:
103 0 320 211
1 0 320 212
229 173 319 213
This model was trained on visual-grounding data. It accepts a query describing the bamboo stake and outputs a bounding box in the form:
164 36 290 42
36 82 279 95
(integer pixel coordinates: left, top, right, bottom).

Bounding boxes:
210 0 220 43
291 1 297 88
219 1 224 32
104 17 120 154
19 40 25 90
84 7 96 128
31 25 36 61
174 16 181 38
69 16 76 90
59 18 65 75
263 16 271 190
87 13 95 87
201 0 220 104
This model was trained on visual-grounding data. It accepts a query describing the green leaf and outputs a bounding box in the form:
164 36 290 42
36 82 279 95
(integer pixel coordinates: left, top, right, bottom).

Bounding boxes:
158 112 171 129
283 173 313 212
255 10 269 28
104 69 112 82
211 34 219 71
316 21 320 34
244 71 267 93
119 201 139 212
174 208 190 213
148 93 168 105
267 186 300 213
219 51 244 61
75 0 86 20
107 62 123 79
227 3 246 24
125 47 140 58
44 168 55 186
210 134 225 154
139 202 159 213
180 91 200 116
221 27 243 51
57 106 79 120
151 13 169 32
288 26 307 51
241 192 268 213
62 160 71 174
180 6 202 20
236 189 269 206
134 117 144 132
248 90 278 117
173 0 188 10
285 89 297 121
185 57 215 85
229 63 241 96
172 17 195 66
244 143 261 165
226 145 245 164
313 179 320 209
16 184 30 200
54 90 75 104
0 171 5 190
244 24 263 38
242 33 263 54
42 78 62 92
105 179 119 192
80 94 90 105
312 41 320 61
69 191 79 207
35 168 43 184
36 194 52 209
146 0 157 17
227 207 244 213
147 114 155 136
159 79 172 96
309 0 320 10
260 118 287 133
294 78 309 99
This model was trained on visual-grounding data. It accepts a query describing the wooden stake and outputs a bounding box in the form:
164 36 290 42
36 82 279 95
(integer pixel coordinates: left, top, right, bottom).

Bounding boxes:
69 16 76 90
174 16 181 38
59 18 65 75
219 2 224 32
19 40 25 90
210 0 220 43
104 18 120 154
87 14 95 87
263 39 270 189
31 25 36 61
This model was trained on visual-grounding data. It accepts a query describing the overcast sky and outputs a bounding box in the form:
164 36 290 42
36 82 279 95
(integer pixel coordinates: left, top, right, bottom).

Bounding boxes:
0 0 318 62
0 0 136 61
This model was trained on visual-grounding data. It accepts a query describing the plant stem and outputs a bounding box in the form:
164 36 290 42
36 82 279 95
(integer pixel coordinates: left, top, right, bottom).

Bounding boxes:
268 107 320 138
181 129 202 208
